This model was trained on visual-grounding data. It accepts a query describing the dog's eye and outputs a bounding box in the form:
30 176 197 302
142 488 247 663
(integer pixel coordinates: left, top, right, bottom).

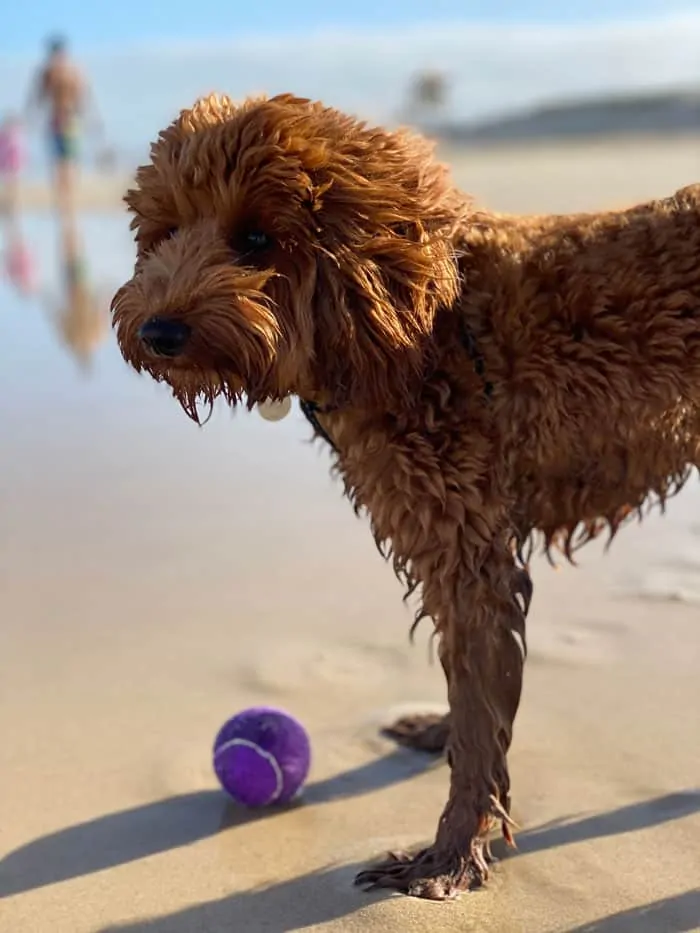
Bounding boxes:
243 231 272 251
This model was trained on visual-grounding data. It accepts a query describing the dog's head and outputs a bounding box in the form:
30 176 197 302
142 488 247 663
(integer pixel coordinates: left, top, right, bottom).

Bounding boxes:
112 93 464 419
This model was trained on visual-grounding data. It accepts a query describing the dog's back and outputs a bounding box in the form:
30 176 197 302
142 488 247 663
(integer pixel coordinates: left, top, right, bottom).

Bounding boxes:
464 186 700 553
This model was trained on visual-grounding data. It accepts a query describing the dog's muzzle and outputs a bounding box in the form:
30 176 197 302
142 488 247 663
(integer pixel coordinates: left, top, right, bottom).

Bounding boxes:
138 317 192 359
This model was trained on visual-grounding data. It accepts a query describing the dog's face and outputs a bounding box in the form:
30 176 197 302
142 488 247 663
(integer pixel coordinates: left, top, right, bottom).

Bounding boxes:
112 93 464 419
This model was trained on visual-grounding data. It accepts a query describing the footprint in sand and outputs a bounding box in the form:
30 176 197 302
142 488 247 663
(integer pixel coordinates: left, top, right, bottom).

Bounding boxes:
231 638 415 698
529 617 630 666
618 556 700 605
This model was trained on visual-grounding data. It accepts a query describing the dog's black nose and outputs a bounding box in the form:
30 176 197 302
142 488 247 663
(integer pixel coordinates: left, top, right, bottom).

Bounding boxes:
138 317 191 358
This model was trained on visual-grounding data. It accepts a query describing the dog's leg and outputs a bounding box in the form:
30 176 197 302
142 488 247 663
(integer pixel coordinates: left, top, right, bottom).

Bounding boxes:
354 483 529 900
382 711 451 755
384 649 451 755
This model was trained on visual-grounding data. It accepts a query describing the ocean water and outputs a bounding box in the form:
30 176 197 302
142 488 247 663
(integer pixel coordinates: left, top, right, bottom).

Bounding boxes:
0 212 352 638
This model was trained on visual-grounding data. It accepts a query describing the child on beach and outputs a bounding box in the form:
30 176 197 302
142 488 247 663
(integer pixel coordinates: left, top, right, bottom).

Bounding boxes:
0 113 25 216
0 116 35 295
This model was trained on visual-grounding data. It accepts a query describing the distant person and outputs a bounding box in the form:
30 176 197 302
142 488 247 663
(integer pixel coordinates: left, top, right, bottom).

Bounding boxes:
25 35 102 216
0 113 25 217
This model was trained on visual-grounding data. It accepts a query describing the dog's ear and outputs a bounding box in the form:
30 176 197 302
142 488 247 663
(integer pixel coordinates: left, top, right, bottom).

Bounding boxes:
313 217 461 411
306 126 466 411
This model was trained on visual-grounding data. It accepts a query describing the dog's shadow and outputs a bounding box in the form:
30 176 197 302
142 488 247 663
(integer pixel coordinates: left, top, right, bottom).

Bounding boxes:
0 747 436 898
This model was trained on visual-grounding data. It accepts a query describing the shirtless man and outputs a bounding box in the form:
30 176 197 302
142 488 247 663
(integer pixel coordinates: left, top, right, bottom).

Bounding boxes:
25 36 100 216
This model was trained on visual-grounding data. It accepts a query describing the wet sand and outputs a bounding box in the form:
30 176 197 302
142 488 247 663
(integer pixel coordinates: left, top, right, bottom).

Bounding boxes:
1 137 699 933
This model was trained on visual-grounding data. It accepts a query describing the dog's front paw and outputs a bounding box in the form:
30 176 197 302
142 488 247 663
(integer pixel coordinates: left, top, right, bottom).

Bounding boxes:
354 840 491 900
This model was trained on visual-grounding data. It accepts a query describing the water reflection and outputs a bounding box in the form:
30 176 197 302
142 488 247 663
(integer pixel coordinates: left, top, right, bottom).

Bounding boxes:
43 210 110 371
1 210 37 296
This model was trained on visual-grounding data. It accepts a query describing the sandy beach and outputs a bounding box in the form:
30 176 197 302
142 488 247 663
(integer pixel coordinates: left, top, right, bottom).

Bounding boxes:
1 135 699 933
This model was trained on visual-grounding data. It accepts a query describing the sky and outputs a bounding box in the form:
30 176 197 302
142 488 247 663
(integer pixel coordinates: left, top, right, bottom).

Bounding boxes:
4 0 700 54
2 3 700 175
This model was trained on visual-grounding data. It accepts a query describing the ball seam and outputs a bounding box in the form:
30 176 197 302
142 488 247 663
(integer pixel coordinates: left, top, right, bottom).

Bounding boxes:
214 737 284 804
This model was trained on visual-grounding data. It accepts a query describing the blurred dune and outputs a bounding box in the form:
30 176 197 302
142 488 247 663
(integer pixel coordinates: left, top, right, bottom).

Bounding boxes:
435 88 700 143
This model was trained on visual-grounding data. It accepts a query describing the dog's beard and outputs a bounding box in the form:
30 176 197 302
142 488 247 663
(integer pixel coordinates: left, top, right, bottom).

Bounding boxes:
112 275 287 424
136 356 282 425
164 368 240 424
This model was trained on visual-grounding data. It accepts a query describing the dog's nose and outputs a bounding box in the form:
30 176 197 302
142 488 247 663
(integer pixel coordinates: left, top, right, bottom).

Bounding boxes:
138 317 191 358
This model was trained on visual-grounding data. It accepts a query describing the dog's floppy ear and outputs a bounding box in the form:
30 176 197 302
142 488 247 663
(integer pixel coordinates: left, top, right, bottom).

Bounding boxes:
313 215 461 412
307 125 466 411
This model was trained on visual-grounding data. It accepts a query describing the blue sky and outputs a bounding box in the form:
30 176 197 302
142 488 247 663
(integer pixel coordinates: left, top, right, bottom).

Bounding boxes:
4 0 700 55
3 3 700 174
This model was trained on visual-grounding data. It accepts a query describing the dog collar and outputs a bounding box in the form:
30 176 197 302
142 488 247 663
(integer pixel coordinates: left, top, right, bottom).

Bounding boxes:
299 398 339 452
297 318 491 454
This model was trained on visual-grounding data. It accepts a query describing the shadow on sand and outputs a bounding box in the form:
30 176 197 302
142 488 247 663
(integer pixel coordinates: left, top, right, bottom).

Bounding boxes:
2 760 698 932
95 860 381 932
562 889 700 933
94 790 700 933
0 747 437 898
93 886 700 933
515 790 700 855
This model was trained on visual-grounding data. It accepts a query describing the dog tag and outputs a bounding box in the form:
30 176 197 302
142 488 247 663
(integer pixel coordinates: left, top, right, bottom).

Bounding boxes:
257 397 292 422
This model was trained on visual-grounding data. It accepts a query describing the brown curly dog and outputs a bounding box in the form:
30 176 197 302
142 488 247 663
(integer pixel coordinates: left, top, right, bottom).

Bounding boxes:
112 92 700 900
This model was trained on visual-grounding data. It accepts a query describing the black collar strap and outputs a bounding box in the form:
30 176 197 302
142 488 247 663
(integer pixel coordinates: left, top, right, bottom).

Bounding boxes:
299 398 339 452
460 318 493 398
299 320 491 450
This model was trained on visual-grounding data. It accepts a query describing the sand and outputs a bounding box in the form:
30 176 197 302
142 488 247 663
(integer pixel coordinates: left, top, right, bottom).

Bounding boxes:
1 135 699 933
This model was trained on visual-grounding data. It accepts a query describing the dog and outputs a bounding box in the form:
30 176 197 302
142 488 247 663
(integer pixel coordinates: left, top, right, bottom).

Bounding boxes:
112 92 700 900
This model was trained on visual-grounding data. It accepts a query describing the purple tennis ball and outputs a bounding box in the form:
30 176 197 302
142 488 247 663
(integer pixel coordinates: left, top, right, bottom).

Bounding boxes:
212 707 311 807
